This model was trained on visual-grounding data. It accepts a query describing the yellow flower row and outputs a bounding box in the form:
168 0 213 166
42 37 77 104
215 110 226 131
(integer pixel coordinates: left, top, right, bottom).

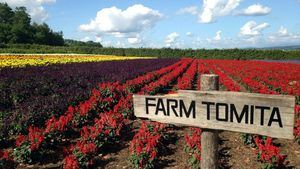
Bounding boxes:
0 54 154 68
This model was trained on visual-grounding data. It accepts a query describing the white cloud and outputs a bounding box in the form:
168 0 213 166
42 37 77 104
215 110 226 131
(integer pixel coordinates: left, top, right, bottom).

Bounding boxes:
115 41 126 48
79 4 162 38
128 37 140 44
238 3 271 16
240 21 269 36
267 26 300 44
199 0 241 23
278 26 289 37
186 32 194 37
214 30 222 41
101 41 112 47
128 34 142 45
0 0 56 23
177 6 198 15
80 36 91 42
165 32 179 47
95 36 102 43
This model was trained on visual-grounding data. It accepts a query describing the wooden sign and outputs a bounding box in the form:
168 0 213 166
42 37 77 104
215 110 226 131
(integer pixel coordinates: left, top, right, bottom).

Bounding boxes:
133 90 295 139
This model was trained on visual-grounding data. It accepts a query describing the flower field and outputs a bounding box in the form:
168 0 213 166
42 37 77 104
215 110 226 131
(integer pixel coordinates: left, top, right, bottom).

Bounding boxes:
0 58 299 169
0 54 153 68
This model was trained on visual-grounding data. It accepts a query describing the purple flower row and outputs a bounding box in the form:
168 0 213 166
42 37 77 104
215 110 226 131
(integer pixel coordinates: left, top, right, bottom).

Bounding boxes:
0 58 179 141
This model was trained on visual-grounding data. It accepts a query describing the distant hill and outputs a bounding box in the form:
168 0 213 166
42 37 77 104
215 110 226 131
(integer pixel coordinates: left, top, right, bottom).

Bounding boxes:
262 45 300 50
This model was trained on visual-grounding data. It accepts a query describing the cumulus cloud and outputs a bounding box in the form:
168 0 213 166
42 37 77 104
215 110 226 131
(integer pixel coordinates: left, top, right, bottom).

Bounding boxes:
267 26 300 44
277 26 289 37
165 32 179 47
127 34 143 45
115 41 126 48
177 6 198 15
79 4 162 38
240 21 269 36
214 30 222 41
80 36 91 42
199 0 241 23
205 30 222 44
186 32 193 37
0 0 56 23
95 36 102 43
238 3 271 16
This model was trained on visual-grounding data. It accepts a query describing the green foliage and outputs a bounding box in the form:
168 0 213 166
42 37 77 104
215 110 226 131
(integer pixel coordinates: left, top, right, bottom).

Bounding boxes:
13 142 33 164
0 2 64 46
32 23 64 46
10 7 33 44
129 153 155 169
184 146 201 169
65 39 102 48
13 141 45 164
241 133 256 146
1 43 300 60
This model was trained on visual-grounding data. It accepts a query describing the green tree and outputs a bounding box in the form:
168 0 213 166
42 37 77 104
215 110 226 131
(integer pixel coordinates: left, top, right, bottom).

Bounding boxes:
0 3 14 43
0 3 14 24
32 23 64 46
32 23 50 45
10 7 33 44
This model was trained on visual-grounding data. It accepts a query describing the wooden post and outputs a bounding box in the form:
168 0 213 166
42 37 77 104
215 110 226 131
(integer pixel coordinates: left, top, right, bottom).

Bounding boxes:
200 74 219 169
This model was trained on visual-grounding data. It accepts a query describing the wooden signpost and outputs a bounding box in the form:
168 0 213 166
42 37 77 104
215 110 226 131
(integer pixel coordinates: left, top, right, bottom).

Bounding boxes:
133 74 295 169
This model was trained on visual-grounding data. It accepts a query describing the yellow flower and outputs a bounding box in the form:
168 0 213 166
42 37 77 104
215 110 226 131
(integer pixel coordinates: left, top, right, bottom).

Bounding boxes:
0 54 155 68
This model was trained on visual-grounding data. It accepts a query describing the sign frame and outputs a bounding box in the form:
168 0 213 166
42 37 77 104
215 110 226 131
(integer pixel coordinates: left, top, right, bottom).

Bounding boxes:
133 90 295 139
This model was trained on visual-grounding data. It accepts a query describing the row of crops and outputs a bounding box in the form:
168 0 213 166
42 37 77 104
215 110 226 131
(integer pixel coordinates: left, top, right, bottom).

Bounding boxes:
0 58 179 140
0 54 152 68
0 56 299 168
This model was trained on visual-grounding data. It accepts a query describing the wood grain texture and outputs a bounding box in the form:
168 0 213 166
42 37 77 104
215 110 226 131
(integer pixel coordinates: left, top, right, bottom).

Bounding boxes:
200 74 219 169
133 91 295 139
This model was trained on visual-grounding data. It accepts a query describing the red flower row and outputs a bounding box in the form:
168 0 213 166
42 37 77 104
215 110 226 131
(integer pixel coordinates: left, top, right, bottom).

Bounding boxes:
184 127 202 163
254 137 287 167
203 60 293 168
129 59 194 168
62 59 191 168
204 60 241 91
140 59 193 95
129 121 165 169
11 59 186 165
178 59 198 90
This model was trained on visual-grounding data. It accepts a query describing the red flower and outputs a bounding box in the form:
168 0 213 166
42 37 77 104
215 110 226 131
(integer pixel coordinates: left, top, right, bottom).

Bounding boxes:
150 150 157 160
254 136 287 166
16 135 26 147
80 142 97 155
295 105 300 115
45 116 56 133
63 155 79 169
3 151 10 160
0 150 11 160
28 126 45 151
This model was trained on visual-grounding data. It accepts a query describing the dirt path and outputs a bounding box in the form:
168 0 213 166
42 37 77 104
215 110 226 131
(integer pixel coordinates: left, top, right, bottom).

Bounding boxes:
219 131 259 169
93 126 264 169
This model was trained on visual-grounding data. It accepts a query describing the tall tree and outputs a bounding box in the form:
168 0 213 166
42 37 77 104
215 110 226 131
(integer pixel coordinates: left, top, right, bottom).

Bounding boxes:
32 23 51 44
0 3 14 24
0 3 14 43
10 7 33 44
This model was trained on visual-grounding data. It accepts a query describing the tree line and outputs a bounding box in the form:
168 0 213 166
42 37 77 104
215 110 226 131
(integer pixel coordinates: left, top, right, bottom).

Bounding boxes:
0 3 104 48
1 44 300 60
0 3 64 46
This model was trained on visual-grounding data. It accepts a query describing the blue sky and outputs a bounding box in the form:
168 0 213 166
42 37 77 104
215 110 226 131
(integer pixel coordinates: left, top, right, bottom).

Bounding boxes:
2 0 300 48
